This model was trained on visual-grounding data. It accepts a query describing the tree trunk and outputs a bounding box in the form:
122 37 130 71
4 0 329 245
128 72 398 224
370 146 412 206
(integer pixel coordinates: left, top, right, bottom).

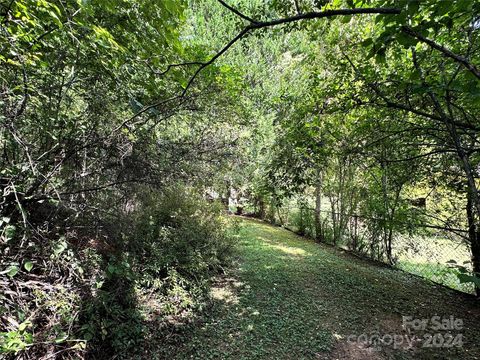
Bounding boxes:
329 195 337 246
352 215 358 251
257 196 266 219
314 169 323 242
467 190 480 296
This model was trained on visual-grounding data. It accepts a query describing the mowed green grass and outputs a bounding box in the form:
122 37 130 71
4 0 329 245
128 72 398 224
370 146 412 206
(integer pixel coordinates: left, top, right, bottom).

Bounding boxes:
159 218 480 359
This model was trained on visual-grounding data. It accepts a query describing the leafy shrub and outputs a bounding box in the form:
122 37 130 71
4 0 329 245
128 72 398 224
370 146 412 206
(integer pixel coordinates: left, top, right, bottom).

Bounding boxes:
0 204 102 358
291 206 315 238
81 185 237 357
1 185 237 359
127 186 235 281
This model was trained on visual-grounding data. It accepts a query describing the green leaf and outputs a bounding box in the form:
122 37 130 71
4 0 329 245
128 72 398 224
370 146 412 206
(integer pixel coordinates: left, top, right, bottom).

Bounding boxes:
7 265 19 277
53 240 67 256
4 225 16 240
375 49 386 64
18 321 32 332
396 32 418 48
360 38 373 48
55 332 68 344
164 0 178 14
48 10 63 27
24 261 33 272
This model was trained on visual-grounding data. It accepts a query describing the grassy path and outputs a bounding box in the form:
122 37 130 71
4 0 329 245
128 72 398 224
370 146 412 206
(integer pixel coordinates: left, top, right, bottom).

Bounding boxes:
162 218 480 359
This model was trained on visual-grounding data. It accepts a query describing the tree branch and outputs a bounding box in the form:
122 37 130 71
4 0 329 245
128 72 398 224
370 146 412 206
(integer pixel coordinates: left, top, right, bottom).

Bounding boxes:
181 26 251 97
128 6 401 123
250 7 400 28
343 52 480 132
402 25 480 81
150 61 206 76
217 0 258 23
293 0 301 15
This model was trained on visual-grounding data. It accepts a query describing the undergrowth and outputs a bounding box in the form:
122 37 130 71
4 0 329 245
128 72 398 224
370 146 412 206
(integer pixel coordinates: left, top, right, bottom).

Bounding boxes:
0 185 238 359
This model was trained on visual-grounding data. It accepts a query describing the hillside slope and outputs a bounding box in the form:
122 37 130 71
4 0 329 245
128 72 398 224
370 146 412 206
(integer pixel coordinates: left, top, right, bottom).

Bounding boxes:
160 218 480 359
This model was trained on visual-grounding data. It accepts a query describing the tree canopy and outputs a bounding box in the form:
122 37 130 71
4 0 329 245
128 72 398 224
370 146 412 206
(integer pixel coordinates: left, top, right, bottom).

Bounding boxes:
1 0 480 357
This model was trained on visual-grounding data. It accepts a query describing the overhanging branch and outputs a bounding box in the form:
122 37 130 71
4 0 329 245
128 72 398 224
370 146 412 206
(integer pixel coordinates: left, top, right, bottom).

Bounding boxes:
217 0 258 23
127 5 401 124
402 25 480 81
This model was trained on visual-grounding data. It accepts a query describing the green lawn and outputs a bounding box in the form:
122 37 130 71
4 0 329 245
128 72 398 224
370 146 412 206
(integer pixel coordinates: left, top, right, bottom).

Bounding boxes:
157 218 480 359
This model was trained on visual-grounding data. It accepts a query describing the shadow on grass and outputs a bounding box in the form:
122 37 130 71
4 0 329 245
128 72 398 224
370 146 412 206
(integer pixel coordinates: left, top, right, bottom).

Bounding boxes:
153 219 480 360
73 218 480 359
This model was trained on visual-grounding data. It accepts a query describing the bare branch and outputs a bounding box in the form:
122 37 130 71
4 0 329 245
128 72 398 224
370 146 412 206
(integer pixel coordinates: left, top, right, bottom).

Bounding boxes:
150 61 206 76
217 0 258 23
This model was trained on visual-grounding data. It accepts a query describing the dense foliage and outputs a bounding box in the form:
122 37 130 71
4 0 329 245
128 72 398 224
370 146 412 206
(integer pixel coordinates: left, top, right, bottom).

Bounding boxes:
1 0 480 358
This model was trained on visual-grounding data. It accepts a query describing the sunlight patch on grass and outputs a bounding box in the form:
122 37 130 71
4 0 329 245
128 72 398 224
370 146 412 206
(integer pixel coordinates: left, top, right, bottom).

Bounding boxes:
255 235 310 256
267 243 309 256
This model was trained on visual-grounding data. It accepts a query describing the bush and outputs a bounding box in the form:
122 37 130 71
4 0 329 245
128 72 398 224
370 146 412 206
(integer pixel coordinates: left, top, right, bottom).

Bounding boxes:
82 185 237 357
291 206 315 238
1 185 237 359
0 208 99 358
127 185 235 280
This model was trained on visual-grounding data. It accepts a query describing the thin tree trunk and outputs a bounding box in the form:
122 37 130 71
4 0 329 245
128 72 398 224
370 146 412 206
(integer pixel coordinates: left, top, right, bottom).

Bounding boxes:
314 168 323 242
467 190 480 297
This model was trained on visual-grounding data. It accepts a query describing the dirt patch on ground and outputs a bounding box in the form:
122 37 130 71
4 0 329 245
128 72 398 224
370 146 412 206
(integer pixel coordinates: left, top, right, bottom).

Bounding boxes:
326 339 385 360
210 276 243 305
